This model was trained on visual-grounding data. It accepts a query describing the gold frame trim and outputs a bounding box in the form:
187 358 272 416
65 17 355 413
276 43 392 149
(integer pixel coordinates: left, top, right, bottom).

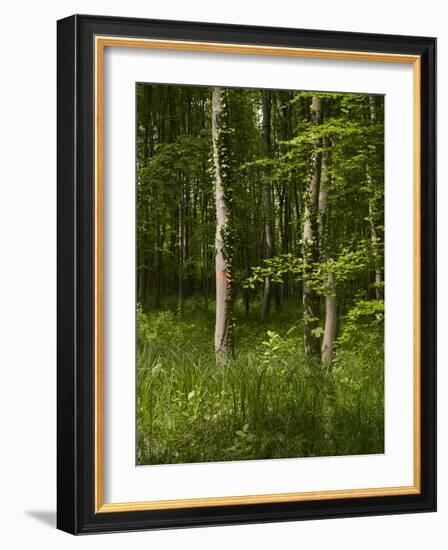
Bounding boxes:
94 35 422 513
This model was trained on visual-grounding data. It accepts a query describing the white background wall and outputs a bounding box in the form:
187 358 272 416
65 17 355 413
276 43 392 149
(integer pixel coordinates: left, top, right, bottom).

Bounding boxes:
0 1 444 548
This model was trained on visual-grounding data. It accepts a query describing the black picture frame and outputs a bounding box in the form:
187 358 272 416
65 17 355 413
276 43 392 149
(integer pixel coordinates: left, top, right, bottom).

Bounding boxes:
57 14 436 535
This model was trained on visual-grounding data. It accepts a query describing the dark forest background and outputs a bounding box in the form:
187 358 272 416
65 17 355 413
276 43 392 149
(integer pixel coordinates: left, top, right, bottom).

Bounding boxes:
136 84 385 465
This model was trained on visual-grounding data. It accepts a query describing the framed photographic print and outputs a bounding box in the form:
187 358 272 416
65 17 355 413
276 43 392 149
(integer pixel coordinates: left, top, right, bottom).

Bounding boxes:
57 14 436 534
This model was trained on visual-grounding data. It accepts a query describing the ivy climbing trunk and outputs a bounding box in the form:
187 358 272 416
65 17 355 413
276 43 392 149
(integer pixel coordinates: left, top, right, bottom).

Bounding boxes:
212 87 234 368
302 95 323 356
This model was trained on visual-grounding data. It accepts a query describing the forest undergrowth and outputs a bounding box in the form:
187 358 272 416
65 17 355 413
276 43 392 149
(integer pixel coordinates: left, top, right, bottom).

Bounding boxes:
137 297 384 465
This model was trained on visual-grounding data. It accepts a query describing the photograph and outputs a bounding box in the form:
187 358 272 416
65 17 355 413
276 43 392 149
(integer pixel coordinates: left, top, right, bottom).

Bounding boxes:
135 83 385 466
54 13 435 535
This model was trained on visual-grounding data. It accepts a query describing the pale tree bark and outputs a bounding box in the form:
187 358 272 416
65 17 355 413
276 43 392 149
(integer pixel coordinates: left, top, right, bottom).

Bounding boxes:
212 87 234 368
318 143 329 226
366 96 384 300
319 139 337 363
302 96 322 356
261 89 276 319
321 271 337 363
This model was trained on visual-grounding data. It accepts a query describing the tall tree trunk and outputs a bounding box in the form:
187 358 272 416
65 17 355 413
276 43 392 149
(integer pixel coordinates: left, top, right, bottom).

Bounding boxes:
261 89 276 319
366 96 384 300
293 180 303 306
201 187 209 310
319 138 337 362
212 87 234 368
302 96 323 356
282 180 291 299
137 90 152 307
178 181 186 313
200 103 209 310
178 208 184 312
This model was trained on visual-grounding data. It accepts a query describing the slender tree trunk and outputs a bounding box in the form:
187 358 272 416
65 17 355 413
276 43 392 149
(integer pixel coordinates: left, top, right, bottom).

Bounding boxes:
154 217 165 309
318 145 329 230
302 96 323 356
178 182 186 313
200 105 209 309
292 180 303 305
169 210 177 294
282 180 291 299
242 245 250 315
368 198 384 300
137 91 152 307
318 139 337 362
367 96 384 300
321 272 337 363
212 87 234 368
261 89 276 319
201 187 209 310
184 185 190 297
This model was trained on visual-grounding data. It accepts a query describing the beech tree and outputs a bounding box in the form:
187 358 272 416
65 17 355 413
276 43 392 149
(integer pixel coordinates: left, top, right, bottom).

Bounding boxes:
302 95 323 356
319 138 337 363
212 87 234 367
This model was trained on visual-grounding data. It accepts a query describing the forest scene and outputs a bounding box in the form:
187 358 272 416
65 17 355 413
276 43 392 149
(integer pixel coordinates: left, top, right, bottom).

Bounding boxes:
136 83 385 466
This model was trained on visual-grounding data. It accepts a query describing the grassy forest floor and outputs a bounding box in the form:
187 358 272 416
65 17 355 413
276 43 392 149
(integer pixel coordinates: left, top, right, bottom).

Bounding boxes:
137 298 384 465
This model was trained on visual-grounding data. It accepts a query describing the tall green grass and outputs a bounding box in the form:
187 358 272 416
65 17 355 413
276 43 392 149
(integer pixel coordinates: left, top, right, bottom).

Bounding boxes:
137 299 384 465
